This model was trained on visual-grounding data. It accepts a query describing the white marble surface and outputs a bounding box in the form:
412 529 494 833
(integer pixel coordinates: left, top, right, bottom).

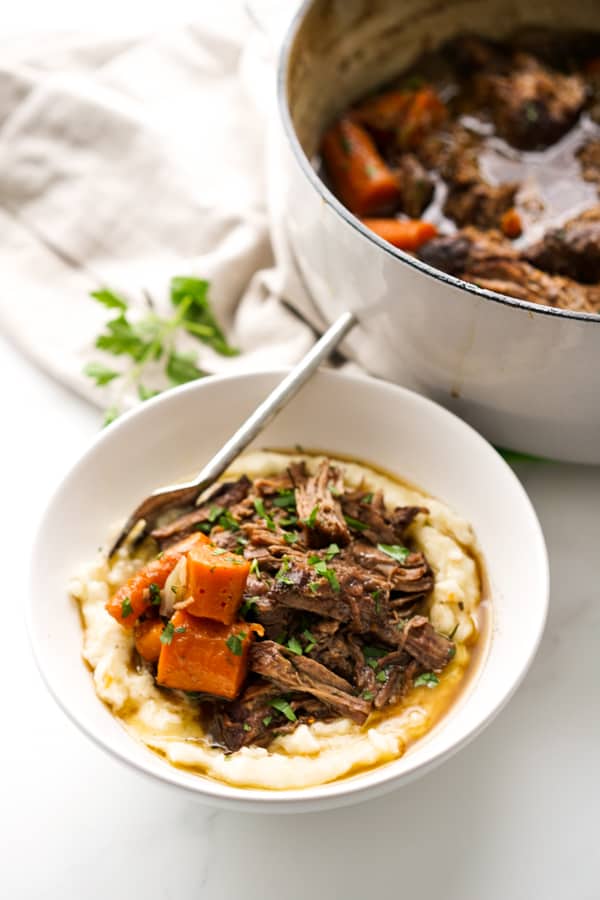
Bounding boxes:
2 330 599 899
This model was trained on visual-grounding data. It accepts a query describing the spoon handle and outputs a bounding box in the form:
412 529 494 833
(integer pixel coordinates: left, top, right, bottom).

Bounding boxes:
191 309 356 492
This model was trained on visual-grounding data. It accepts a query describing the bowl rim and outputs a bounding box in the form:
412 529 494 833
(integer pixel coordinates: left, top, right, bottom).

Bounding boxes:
276 0 600 327
27 369 550 810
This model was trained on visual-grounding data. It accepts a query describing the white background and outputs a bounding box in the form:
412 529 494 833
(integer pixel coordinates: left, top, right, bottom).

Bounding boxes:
2 3 600 899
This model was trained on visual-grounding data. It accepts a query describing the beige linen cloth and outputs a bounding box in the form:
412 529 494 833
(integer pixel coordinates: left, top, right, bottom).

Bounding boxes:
0 5 334 411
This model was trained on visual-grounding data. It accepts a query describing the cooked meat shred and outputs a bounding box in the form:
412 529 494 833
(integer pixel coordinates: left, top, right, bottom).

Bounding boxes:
524 208 600 283
183 457 459 752
479 54 586 150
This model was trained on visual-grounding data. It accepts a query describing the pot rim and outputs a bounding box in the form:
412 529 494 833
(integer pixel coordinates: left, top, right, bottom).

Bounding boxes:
277 0 600 326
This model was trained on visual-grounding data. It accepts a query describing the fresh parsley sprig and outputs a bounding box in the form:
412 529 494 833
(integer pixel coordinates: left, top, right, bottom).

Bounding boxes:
84 277 238 425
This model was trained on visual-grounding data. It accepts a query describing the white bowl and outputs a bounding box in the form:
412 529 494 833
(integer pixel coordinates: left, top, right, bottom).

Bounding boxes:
27 370 548 813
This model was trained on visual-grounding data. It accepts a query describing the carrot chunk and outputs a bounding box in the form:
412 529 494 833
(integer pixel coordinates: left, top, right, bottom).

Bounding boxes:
134 619 165 662
352 89 414 133
500 207 523 239
362 218 438 250
156 611 255 699
185 543 250 624
321 117 401 216
396 87 447 149
106 532 209 628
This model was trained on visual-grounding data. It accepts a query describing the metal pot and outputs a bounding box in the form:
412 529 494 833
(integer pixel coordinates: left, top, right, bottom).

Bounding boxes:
277 0 600 463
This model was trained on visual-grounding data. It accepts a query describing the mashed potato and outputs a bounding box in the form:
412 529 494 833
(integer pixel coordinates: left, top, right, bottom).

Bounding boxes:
70 452 483 790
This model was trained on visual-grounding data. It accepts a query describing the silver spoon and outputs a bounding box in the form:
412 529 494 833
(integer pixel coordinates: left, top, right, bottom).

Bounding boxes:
108 310 356 557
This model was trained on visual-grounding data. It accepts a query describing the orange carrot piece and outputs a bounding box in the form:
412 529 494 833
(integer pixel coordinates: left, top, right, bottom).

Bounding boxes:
106 532 209 628
362 218 438 250
134 619 165 662
321 117 401 216
352 89 413 133
500 208 523 239
156 611 255 699
397 88 447 149
186 543 250 624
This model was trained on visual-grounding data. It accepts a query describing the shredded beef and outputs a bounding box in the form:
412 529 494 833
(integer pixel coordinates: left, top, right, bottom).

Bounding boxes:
250 641 371 724
295 460 351 547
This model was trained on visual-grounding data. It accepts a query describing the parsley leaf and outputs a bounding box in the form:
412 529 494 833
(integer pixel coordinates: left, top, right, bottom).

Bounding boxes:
149 583 161 606
137 384 160 401
226 633 246 656
160 621 175 645
303 504 319 528
324 543 341 560
286 637 303 655
275 558 294 586
414 672 440 688
362 690 374 701
120 597 133 618
377 543 411 564
171 276 239 357
284 532 299 545
253 497 275 531
249 559 261 577
344 514 368 531
84 362 120 386
103 406 120 427
272 490 296 509
312 559 340 592
166 350 206 385
269 698 297 722
262 715 273 727
90 288 128 310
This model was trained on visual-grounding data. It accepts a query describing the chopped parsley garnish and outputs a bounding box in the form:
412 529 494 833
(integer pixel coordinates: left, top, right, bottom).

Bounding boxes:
361 492 374 504
120 596 133 618
279 514 298 527
311 559 340 592
269 698 297 722
262 715 273 727
344 514 368 531
160 621 175 645
174 626 187 635
328 482 341 497
240 597 258 619
308 554 320 565
284 532 299 545
396 618 409 631
362 690 374 701
414 672 440 688
363 645 387 660
303 504 319 528
243 723 252 732
308 582 320 594
272 490 296 509
302 629 317 653
372 589 382 615
149 582 162 606
225 633 246 656
235 535 248 554
218 509 240 532
377 543 411 564
208 505 224 523
212 547 228 556
253 497 275 531
324 543 341 560
275 558 294 586
286 637 303 655
376 670 388 683
249 559 261 577
194 521 212 534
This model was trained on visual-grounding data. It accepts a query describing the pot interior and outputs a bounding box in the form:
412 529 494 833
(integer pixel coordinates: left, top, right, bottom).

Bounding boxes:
284 0 600 157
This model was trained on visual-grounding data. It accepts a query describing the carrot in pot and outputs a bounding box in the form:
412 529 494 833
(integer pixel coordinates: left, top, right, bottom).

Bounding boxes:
500 208 523 239
106 532 209 628
397 87 447 150
321 117 401 216
362 218 438 251
352 89 414 133
156 611 258 699
185 543 250 624
134 619 165 662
